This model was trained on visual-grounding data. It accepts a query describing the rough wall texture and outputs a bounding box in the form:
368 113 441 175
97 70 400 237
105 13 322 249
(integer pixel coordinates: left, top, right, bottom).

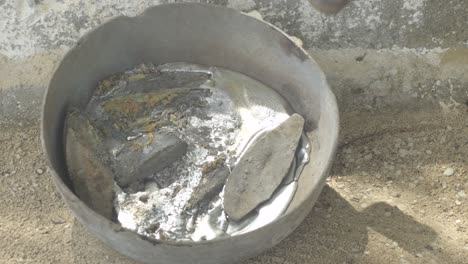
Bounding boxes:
0 0 467 125
1 0 467 57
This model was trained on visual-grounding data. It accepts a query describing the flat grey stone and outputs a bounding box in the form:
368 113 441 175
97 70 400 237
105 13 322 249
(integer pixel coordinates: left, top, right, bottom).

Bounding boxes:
113 132 188 187
185 159 230 210
96 88 212 135
65 109 114 219
123 70 211 96
96 63 212 98
224 114 305 221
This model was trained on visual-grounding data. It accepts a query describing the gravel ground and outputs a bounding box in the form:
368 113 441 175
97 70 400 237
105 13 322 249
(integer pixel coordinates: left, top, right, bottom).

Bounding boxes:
0 109 466 264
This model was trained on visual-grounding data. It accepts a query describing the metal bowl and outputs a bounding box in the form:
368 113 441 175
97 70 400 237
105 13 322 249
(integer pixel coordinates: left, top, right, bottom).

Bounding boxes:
41 3 339 264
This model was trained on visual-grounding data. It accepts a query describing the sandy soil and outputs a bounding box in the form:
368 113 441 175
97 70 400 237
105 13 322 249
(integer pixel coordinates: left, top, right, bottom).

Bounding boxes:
0 109 466 264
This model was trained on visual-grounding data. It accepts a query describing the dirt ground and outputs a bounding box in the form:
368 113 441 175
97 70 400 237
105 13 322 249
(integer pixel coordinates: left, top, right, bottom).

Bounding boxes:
0 108 466 264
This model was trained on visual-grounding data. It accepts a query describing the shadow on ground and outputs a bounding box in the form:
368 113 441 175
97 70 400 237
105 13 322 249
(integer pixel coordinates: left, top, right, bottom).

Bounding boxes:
245 186 443 264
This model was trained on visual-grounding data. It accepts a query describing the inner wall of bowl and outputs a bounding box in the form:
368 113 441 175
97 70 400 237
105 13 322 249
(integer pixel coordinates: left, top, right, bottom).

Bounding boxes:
43 3 329 213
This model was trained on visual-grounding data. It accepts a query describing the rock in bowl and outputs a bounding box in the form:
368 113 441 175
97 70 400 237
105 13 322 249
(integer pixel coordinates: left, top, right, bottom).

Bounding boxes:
41 3 339 264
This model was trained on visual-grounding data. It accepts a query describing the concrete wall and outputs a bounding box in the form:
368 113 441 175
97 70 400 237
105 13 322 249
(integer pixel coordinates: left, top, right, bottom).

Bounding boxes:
1 0 467 125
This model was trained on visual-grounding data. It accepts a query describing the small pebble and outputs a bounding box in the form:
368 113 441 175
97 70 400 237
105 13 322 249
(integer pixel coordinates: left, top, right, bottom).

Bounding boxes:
36 168 44 175
360 203 367 209
447 126 453 131
443 168 454 176
455 200 462 206
364 154 373 160
455 219 461 224
384 211 391 217
425 150 432 155
364 250 370 255
457 191 466 198
337 183 345 189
